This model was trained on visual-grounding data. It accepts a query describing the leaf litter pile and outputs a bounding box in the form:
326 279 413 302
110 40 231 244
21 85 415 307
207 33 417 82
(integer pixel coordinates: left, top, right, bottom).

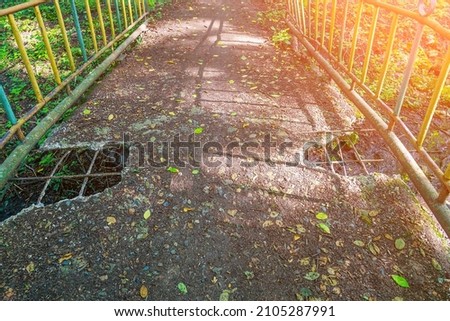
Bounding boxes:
1 0 450 300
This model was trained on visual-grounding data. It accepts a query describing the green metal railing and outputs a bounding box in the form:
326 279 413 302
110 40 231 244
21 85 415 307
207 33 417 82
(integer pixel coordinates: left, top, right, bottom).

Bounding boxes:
0 0 169 186
286 0 450 235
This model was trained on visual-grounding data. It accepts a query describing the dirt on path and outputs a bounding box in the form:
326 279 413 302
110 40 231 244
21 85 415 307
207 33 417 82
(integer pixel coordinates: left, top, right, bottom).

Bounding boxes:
1 0 449 300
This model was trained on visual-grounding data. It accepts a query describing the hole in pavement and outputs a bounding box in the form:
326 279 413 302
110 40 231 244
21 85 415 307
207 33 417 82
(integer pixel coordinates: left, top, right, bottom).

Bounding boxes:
0 144 124 222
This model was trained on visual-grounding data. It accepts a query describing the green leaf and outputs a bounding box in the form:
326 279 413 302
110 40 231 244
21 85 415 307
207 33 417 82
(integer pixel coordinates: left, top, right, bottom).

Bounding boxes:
177 282 188 295
431 258 442 271
391 275 409 288
353 240 365 247
167 166 179 173
304 271 320 281
194 127 204 134
244 271 254 280
230 112 237 116
395 238 406 250
192 169 200 175
317 223 331 234
219 290 229 301
83 108 91 115
143 209 151 220
299 287 313 298
315 212 328 220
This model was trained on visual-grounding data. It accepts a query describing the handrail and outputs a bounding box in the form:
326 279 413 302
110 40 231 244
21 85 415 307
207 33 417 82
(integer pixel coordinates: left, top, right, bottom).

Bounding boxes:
286 0 450 236
0 0 167 185
0 0 48 17
363 0 450 40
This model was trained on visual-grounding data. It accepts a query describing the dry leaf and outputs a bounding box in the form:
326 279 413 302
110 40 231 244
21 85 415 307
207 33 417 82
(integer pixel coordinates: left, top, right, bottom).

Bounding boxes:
140 285 148 299
58 253 73 264
106 216 117 225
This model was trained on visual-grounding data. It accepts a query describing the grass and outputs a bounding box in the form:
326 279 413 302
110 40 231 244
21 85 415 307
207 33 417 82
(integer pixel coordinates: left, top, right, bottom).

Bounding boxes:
1 0 172 161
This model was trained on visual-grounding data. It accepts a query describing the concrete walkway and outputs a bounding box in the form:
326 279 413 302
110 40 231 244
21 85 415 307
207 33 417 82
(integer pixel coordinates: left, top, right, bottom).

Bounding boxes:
1 0 449 300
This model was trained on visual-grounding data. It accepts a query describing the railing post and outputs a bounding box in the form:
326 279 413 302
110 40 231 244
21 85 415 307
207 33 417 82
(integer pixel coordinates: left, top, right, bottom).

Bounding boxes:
69 0 88 62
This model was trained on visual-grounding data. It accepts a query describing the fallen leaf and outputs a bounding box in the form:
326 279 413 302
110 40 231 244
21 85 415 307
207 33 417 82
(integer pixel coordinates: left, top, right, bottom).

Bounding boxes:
293 234 301 241
194 127 204 134
192 169 200 175
353 240 365 247
227 209 237 217
228 80 235 84
230 112 237 116
269 211 279 218
431 258 442 271
167 166 179 173
299 287 313 298
183 207 195 213
168 111 176 116
144 209 151 220
106 216 117 225
108 114 114 121
58 253 73 264
368 242 380 256
140 285 148 299
177 282 188 295
304 271 320 281
262 220 273 228
219 290 229 301
26 262 35 275
316 212 328 220
244 271 254 280
317 223 331 234
395 238 406 250
391 275 410 288
83 108 91 115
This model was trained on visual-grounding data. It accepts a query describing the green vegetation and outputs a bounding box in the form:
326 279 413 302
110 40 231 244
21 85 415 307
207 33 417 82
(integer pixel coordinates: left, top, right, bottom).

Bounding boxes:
0 0 172 161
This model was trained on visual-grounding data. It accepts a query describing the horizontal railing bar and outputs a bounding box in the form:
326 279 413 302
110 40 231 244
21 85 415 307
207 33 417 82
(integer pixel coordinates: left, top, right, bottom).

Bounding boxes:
309 26 449 192
287 19 450 236
363 0 450 40
0 0 48 17
0 14 148 149
0 18 150 189
9 172 122 181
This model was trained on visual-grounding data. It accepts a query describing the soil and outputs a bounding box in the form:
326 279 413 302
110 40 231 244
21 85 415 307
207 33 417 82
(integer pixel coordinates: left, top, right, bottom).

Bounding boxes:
1 0 450 301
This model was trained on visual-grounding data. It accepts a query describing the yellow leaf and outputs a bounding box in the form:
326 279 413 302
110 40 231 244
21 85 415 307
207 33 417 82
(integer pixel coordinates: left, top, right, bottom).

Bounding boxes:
183 207 195 213
228 80 235 84
168 111 176 116
293 234 301 241
166 60 176 64
140 285 148 299
106 216 117 225
262 220 273 228
26 262 35 275
144 209 151 220
58 253 73 264
108 114 114 121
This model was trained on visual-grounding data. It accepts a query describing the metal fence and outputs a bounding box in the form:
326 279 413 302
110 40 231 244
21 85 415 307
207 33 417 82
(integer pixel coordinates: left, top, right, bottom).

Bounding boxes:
286 0 450 235
0 0 169 186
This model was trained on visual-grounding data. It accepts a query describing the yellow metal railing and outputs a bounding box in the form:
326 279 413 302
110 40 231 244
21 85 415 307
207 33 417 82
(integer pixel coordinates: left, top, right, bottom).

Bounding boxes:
0 0 176 190
0 0 155 151
287 0 450 233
